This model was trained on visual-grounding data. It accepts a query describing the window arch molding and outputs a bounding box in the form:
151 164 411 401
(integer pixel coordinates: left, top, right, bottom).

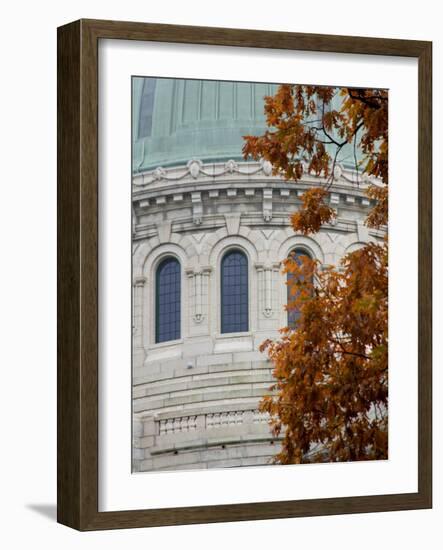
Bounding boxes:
220 248 249 334
141 244 189 351
286 245 314 265
277 235 324 265
344 241 367 255
208 236 258 336
154 256 181 343
277 238 321 330
342 231 378 256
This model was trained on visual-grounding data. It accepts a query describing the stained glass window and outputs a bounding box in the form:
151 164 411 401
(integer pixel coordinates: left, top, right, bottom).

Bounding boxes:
221 250 248 334
155 257 181 343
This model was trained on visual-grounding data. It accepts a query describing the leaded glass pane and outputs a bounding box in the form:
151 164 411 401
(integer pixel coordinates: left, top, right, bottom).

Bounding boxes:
221 250 248 334
287 249 311 328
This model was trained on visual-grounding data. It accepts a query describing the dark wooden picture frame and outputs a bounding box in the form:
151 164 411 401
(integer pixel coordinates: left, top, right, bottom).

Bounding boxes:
57 18 432 531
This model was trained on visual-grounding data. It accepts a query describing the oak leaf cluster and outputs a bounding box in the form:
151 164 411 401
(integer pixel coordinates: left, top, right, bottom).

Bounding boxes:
243 84 388 463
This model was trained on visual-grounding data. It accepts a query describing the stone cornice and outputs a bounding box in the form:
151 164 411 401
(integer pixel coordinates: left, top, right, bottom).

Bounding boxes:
132 161 380 219
133 181 374 216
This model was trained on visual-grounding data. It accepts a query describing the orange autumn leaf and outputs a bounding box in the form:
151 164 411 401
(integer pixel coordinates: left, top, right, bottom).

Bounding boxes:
290 187 336 234
243 84 388 464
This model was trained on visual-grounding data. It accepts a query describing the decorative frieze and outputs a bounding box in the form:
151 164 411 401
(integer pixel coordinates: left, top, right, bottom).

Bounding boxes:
134 158 274 186
134 166 374 227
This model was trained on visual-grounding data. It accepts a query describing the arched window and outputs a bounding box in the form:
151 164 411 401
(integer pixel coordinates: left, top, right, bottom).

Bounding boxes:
287 249 312 328
155 257 181 343
221 250 249 334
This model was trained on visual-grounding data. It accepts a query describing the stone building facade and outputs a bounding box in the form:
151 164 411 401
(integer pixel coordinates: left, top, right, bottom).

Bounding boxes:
132 77 384 472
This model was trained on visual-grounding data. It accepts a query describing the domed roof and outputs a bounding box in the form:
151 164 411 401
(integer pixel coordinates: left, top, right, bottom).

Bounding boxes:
132 77 277 173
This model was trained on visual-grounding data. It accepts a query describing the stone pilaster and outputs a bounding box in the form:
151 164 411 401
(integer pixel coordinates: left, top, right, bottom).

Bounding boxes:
255 262 281 320
262 188 273 222
133 276 147 370
186 266 212 334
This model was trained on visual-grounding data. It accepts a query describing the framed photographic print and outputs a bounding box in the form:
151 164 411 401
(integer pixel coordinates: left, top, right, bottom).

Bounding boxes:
57 19 432 530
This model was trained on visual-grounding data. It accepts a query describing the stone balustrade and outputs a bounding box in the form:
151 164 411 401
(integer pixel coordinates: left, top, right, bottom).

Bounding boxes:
157 409 270 436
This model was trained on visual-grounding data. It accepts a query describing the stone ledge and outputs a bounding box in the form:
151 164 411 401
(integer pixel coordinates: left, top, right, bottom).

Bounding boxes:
133 383 271 412
134 362 269 387
134 373 273 399
134 396 263 416
136 445 282 472
150 432 282 455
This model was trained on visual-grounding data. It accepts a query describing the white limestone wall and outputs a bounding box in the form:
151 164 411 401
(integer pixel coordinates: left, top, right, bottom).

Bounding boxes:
132 160 385 471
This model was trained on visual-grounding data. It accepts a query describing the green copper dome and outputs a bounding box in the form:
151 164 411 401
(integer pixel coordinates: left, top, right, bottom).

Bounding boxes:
132 77 277 173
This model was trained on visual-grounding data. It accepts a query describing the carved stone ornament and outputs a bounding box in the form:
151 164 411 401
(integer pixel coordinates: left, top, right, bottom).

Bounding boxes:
225 159 238 173
187 159 203 179
152 167 166 181
260 159 273 176
263 210 272 222
333 163 343 180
